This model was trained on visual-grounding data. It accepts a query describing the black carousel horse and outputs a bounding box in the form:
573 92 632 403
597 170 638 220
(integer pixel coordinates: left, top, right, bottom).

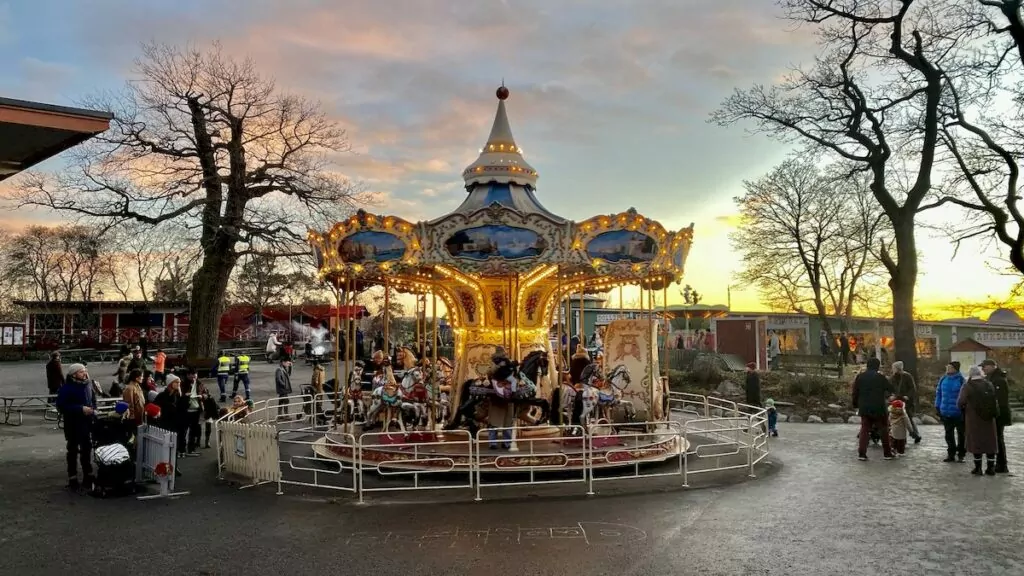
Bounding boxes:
445 350 550 434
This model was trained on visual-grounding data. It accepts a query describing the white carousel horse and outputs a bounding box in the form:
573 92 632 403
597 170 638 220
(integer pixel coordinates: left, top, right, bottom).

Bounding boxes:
400 366 431 428
591 364 635 423
555 364 634 428
344 362 366 422
365 366 406 433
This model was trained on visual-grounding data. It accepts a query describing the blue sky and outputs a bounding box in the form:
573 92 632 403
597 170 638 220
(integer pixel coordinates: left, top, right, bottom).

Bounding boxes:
0 0 1014 314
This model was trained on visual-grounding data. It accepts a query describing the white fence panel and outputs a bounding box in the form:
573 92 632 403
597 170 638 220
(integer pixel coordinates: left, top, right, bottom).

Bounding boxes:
588 421 685 485
135 424 189 500
277 429 358 494
219 421 281 485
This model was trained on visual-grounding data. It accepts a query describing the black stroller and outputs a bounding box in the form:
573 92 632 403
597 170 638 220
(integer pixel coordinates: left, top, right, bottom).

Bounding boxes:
91 415 138 497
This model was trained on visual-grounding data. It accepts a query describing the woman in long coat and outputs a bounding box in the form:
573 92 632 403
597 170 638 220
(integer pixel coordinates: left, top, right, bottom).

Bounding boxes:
957 366 999 475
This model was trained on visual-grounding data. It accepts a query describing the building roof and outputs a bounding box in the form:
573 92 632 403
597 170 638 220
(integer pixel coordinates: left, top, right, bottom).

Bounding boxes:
949 338 992 352
0 97 113 181
13 300 189 310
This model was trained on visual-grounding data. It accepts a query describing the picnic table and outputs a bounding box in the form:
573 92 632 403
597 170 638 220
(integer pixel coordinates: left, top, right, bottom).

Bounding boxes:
0 395 60 426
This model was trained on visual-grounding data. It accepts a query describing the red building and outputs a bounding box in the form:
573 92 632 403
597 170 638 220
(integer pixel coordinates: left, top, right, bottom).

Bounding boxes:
14 301 368 349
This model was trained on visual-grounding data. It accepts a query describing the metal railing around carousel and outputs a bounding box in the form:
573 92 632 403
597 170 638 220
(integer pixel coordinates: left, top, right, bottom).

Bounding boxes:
212 392 772 501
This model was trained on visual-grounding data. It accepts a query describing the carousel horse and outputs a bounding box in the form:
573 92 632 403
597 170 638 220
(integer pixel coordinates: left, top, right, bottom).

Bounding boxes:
344 361 366 422
581 363 635 424
364 356 406 432
445 350 551 445
434 357 454 424
400 365 430 428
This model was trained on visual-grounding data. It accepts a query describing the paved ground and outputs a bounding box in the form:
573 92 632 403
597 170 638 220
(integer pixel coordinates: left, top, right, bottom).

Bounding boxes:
2 361 1023 575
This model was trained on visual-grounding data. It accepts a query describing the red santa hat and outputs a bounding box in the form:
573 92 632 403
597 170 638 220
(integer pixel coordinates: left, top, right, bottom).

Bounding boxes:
144 403 161 420
889 399 905 410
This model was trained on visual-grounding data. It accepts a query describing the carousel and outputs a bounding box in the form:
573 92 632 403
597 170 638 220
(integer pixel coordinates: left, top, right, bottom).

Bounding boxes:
306 85 693 473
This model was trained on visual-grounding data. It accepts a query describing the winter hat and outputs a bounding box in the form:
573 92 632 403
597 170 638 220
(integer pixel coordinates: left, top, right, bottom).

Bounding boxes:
890 399 905 411
764 398 775 408
968 365 984 380
144 403 161 420
146 390 158 403
950 361 961 372
892 361 904 372
746 362 756 370
165 374 181 387
114 401 129 415
66 363 87 378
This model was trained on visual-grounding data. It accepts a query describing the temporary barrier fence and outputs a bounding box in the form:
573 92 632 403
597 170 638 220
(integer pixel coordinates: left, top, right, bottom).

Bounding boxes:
218 420 281 487
587 420 686 486
473 424 588 501
358 429 474 503
277 428 358 495
214 393 771 502
135 424 189 500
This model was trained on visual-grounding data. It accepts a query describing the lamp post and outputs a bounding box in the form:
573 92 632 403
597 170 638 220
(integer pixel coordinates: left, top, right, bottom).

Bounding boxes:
96 289 105 344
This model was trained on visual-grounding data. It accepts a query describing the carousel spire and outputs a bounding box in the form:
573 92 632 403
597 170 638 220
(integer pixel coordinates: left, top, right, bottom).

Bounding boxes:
462 84 538 188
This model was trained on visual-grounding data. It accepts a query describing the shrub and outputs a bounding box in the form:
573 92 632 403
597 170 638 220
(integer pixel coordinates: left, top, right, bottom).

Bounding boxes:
784 375 840 403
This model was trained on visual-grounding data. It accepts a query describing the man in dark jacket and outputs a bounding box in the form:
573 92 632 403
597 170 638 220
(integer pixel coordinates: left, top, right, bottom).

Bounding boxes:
45 352 63 396
744 362 761 408
852 358 894 460
55 363 97 490
981 359 1012 474
891 361 921 443
839 333 851 366
275 358 294 419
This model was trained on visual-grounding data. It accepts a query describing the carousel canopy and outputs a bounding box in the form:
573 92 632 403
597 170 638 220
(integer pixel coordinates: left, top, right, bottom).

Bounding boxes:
308 85 693 294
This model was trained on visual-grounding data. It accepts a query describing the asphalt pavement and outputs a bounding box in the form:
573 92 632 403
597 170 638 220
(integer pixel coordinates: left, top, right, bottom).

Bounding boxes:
1 360 1023 576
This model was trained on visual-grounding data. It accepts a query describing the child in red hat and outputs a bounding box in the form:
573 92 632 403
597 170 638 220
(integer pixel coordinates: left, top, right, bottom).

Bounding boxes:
889 399 913 456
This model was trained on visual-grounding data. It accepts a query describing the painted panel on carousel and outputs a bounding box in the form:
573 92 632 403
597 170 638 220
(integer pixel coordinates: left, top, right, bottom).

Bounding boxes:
444 225 548 261
586 230 657 263
602 319 659 418
337 231 406 263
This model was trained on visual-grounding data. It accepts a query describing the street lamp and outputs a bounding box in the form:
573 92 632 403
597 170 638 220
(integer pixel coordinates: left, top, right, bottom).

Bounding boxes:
96 290 104 344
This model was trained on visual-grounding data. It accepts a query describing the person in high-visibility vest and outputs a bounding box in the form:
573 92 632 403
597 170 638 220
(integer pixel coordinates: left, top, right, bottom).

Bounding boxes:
215 351 231 403
232 353 251 400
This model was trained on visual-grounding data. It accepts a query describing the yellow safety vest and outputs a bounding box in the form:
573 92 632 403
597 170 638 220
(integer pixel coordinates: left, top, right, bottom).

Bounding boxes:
217 356 231 374
237 355 250 374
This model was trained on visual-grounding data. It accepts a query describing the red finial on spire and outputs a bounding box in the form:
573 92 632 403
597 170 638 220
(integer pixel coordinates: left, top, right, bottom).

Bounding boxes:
496 80 509 100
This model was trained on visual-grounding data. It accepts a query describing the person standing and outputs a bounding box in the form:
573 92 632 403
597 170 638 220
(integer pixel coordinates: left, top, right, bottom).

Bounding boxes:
138 331 149 360
744 362 761 408
215 351 231 403
839 333 851 366
819 330 831 357
935 361 966 463
852 358 894 461
890 361 921 444
152 348 167 385
155 374 185 458
980 359 1012 474
122 369 147 426
232 352 251 400
46 352 63 397
767 330 781 370
275 358 294 419
958 366 1000 476
56 363 97 490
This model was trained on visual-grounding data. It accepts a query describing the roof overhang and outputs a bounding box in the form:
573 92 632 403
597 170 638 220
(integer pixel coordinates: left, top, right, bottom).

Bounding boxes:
0 97 113 181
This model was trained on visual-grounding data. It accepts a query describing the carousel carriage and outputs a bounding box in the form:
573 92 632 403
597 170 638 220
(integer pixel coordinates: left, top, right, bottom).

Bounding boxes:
309 84 692 466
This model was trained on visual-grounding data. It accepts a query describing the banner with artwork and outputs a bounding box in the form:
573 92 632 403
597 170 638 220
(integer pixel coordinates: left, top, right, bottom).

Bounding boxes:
602 319 660 419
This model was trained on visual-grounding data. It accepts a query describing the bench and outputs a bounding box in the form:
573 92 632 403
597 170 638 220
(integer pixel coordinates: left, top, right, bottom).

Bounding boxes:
0 395 61 427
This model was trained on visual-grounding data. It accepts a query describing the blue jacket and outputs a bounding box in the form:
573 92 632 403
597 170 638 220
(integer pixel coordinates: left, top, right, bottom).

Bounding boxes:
56 376 97 428
934 372 965 418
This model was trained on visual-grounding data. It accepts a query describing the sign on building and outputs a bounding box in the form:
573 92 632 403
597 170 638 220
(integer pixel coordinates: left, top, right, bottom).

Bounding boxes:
974 331 1024 347
880 324 934 337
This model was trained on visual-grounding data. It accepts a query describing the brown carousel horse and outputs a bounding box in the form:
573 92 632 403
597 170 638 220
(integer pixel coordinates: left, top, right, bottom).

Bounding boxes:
444 350 551 438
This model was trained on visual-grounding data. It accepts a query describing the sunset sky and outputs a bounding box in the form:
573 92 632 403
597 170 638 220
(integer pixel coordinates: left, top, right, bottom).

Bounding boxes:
0 0 1017 319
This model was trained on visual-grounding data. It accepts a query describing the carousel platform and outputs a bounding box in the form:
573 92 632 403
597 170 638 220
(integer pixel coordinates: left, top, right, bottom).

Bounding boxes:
291 425 688 474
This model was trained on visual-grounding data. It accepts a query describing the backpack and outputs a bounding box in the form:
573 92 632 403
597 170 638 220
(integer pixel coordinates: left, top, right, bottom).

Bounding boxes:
971 380 999 421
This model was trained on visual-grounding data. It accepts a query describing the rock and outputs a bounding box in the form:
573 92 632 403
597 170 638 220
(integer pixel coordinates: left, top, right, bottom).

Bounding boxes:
825 417 845 424
913 416 923 425
788 415 804 423
780 414 790 423
710 408 724 417
806 415 823 423
715 380 744 396
827 404 844 410
847 416 861 424
1014 412 1024 423
920 415 939 425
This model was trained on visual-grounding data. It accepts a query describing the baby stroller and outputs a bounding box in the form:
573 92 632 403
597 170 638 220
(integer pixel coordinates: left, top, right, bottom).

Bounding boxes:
91 413 138 498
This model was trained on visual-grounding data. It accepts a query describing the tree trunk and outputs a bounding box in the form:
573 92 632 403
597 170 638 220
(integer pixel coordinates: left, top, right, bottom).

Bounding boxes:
889 223 919 377
185 246 238 363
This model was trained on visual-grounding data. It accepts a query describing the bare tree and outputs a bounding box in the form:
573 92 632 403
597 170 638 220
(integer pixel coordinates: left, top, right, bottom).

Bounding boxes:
926 1 1024 278
106 222 197 302
2 225 108 302
732 157 889 342
712 0 972 375
8 42 365 360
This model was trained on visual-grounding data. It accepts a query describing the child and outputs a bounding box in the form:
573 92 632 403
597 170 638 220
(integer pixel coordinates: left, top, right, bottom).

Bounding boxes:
889 399 912 456
765 398 779 437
